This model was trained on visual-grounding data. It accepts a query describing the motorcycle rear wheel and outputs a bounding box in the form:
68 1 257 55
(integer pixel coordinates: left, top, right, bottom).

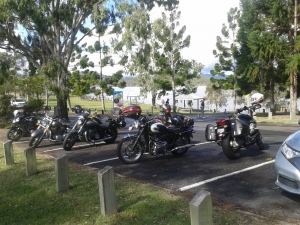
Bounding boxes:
171 136 190 157
63 132 78 151
7 127 23 141
117 137 143 164
222 135 240 159
104 127 118 144
28 132 45 147
256 133 264 150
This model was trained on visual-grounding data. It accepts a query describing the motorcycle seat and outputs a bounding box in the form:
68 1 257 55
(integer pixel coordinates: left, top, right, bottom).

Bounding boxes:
167 125 181 132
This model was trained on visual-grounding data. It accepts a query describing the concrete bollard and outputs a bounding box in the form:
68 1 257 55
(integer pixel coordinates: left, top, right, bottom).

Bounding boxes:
3 140 14 165
24 146 37 176
189 190 213 225
98 166 117 216
268 111 272 120
55 154 69 192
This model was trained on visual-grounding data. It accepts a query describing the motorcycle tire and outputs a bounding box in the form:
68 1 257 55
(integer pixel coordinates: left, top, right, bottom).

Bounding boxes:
222 135 240 159
117 137 143 164
104 127 118 144
28 132 45 147
171 136 190 157
7 127 23 141
256 133 264 150
63 132 78 151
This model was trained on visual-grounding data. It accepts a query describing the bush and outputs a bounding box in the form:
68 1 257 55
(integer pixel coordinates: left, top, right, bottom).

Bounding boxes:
0 94 14 128
23 98 45 115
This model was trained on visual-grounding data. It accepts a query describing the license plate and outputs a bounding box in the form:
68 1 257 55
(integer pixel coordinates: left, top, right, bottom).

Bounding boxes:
217 128 224 133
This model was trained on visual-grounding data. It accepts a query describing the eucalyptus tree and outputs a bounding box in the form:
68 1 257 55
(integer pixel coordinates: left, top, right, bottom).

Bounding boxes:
152 9 202 112
210 7 240 111
0 0 117 119
205 83 228 112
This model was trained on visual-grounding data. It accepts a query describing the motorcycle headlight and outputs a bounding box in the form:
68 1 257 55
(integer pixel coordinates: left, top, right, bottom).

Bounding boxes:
281 143 300 159
13 117 20 123
78 119 83 125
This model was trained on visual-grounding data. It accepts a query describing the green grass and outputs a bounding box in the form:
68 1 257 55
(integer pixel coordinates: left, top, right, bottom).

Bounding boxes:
0 145 275 225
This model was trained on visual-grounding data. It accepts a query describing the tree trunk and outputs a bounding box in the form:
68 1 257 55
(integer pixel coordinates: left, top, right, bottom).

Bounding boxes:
270 79 275 115
171 75 176 113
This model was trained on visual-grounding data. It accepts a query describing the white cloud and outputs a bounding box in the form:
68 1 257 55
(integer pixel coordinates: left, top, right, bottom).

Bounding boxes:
178 0 240 73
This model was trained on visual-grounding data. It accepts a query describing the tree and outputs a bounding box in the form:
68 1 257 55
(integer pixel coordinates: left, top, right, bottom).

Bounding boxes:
210 7 240 111
0 0 114 119
152 9 202 112
205 83 228 112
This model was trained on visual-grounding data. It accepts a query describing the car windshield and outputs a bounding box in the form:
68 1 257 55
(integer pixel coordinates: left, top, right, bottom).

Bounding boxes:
16 99 25 102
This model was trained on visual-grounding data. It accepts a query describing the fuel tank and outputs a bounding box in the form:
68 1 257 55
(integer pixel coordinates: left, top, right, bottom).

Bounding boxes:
148 121 167 133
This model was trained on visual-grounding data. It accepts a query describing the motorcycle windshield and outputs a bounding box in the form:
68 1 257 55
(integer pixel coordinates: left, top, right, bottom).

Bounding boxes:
237 114 252 125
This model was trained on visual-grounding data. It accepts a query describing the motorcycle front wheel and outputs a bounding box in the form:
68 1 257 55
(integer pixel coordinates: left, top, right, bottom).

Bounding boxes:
117 137 143 164
63 132 78 151
222 135 240 159
28 132 45 147
7 127 23 141
256 132 264 150
104 127 118 144
171 136 190 157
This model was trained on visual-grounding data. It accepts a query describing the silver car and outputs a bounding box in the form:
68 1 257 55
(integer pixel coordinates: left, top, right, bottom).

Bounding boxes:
274 122 300 194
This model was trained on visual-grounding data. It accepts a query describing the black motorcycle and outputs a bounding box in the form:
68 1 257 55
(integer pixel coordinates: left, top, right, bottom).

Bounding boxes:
28 114 70 147
116 113 195 164
62 105 119 151
205 103 264 159
7 111 40 141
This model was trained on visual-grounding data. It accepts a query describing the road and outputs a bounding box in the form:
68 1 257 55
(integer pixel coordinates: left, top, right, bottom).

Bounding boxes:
4 113 300 223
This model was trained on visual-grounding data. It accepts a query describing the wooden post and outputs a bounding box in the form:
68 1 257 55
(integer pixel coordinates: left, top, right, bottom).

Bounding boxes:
189 190 213 225
24 146 37 176
55 154 69 192
98 166 117 216
3 140 14 165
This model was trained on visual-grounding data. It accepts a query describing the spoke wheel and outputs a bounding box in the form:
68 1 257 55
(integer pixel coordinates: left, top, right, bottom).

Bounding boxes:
117 137 143 164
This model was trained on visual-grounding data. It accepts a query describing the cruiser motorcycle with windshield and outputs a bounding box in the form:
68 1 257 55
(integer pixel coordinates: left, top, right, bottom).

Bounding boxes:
205 93 265 159
7 111 40 141
28 114 70 147
62 105 118 151
116 113 195 164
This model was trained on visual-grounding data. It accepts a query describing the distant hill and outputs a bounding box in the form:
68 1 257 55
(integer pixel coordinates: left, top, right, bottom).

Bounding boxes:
202 73 226 80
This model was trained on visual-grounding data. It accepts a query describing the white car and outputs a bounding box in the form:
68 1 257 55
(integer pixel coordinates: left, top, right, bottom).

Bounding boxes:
11 98 26 107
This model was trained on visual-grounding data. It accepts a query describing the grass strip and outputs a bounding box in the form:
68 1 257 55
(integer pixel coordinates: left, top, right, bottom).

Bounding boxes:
0 144 277 225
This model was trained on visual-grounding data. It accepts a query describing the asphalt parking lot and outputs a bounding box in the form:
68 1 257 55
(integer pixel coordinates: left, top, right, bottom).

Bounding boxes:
4 114 300 223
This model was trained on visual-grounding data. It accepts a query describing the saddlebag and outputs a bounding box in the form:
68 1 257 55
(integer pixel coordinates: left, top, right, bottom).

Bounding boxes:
205 124 217 141
122 105 142 119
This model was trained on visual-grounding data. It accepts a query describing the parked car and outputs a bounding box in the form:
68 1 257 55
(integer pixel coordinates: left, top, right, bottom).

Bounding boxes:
11 98 26 107
274 120 300 195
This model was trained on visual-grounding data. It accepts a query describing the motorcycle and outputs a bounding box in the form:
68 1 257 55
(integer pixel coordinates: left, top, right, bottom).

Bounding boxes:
116 113 195 164
7 110 41 141
28 114 70 147
62 105 119 151
205 97 264 159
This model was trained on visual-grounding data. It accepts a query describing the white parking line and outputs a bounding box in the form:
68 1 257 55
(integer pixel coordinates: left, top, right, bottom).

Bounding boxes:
84 158 119 166
177 159 275 192
43 143 91 152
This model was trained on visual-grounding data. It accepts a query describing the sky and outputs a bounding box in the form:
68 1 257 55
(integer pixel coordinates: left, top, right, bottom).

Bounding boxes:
82 0 241 76
177 0 240 73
